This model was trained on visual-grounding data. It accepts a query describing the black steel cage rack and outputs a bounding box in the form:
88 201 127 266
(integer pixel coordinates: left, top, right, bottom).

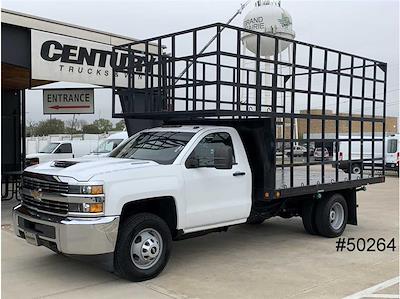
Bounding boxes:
111 22 387 196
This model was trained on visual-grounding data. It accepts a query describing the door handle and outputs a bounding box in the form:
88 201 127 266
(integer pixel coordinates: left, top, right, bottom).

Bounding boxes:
233 171 246 176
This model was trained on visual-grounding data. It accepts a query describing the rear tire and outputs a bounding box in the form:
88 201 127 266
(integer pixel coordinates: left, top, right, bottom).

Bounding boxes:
302 199 318 235
315 193 348 238
114 213 172 281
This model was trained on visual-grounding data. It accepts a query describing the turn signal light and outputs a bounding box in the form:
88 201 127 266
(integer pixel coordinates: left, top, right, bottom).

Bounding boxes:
90 185 104 195
83 203 104 213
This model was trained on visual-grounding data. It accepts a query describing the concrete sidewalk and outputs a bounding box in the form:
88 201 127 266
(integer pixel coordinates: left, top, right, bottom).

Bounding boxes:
2 177 399 298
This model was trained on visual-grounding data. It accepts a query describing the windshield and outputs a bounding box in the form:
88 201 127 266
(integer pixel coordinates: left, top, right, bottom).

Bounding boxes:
110 131 194 164
93 139 124 153
39 143 60 153
387 139 398 153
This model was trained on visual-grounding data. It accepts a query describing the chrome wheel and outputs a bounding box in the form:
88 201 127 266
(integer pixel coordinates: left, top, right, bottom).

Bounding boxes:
130 228 163 270
329 202 345 230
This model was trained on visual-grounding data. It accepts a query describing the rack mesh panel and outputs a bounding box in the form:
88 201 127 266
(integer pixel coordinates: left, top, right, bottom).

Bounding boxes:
112 23 386 192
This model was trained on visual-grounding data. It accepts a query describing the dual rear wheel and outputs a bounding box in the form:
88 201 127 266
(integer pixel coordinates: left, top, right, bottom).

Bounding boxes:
302 193 348 237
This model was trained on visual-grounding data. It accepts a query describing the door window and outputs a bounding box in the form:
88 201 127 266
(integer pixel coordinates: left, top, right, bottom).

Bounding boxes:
187 132 235 168
56 143 72 154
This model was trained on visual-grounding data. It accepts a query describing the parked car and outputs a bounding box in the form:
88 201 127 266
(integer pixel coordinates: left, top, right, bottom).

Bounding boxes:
285 145 307 157
83 131 129 158
314 147 329 161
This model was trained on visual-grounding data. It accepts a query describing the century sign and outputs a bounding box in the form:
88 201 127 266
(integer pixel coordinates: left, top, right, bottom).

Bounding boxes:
31 30 157 88
43 89 94 114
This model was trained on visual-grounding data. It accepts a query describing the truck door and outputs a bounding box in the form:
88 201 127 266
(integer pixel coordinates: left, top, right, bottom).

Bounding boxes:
54 143 74 160
182 131 251 230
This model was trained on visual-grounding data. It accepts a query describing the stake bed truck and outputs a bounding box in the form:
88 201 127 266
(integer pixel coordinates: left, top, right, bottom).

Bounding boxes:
13 23 387 281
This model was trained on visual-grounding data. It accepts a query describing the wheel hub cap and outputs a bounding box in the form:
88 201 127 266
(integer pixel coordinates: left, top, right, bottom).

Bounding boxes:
330 202 344 230
130 228 163 270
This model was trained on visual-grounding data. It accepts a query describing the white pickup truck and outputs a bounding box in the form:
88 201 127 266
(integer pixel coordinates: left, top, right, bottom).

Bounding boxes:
13 123 363 281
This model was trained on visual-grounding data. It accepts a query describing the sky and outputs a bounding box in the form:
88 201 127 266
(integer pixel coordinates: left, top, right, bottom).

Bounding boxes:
2 0 399 124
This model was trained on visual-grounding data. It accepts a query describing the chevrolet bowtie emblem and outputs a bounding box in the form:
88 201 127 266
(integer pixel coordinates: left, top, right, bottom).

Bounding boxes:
31 189 43 201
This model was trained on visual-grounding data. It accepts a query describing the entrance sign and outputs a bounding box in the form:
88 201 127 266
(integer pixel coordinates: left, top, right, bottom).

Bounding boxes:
43 89 94 114
31 30 155 88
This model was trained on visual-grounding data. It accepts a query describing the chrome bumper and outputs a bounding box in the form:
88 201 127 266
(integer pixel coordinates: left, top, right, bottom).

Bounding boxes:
12 205 120 255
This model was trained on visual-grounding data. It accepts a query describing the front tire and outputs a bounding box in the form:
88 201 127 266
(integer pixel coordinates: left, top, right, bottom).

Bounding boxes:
315 194 348 238
114 213 172 281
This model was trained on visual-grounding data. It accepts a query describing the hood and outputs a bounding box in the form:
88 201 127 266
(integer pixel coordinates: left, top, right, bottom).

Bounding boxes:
26 157 159 181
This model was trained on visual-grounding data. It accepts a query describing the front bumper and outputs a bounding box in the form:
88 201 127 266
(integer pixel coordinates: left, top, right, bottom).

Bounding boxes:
12 205 119 255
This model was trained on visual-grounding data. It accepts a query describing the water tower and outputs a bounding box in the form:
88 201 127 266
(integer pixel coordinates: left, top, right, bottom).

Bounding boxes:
242 0 295 57
241 0 297 141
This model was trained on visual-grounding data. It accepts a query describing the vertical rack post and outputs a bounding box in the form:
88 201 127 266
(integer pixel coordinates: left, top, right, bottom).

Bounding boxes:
144 43 149 113
255 34 261 113
335 53 342 182
306 46 313 185
360 59 366 179
382 63 387 177
192 30 197 111
236 29 242 114
371 63 377 176
321 49 328 183
348 56 354 181
171 36 176 111
216 24 221 116
290 43 296 188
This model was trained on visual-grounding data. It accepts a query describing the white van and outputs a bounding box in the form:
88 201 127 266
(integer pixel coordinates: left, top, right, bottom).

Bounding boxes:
25 140 98 167
337 134 398 174
83 131 129 158
385 134 399 173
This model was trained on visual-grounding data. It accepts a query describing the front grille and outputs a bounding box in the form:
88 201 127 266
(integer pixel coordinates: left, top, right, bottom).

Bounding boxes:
22 175 69 193
21 194 68 216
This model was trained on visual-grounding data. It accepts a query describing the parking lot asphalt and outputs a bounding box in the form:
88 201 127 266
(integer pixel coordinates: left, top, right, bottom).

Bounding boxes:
2 176 399 299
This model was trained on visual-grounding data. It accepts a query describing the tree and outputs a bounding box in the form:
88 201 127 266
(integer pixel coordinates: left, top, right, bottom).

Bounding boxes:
93 118 113 133
65 118 82 134
26 121 38 137
82 124 100 134
34 119 65 136
115 120 126 131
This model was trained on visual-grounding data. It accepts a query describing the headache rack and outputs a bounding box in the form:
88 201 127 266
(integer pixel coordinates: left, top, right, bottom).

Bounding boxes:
111 22 387 197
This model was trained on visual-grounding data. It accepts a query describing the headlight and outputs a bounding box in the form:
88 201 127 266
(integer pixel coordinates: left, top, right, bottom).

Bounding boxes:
81 185 103 195
69 185 104 195
67 184 105 214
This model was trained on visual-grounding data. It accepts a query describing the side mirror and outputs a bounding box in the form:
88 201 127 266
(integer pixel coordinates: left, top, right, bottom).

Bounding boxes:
214 146 233 169
185 155 200 169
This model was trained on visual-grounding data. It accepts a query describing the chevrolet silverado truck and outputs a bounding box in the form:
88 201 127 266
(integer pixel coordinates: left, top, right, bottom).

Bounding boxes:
13 120 369 281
